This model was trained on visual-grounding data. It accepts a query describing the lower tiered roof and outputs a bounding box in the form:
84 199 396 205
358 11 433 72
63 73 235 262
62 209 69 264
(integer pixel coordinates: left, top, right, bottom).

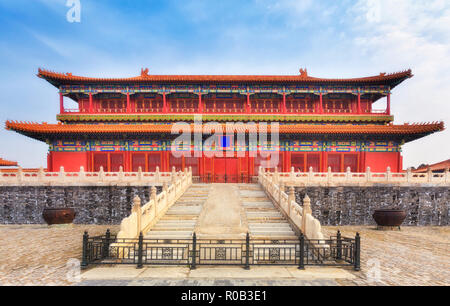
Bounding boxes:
0 157 18 167
5 121 444 143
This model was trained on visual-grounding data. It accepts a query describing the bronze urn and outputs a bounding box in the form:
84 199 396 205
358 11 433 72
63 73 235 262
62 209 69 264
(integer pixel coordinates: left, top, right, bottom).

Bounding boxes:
42 208 76 225
373 209 407 228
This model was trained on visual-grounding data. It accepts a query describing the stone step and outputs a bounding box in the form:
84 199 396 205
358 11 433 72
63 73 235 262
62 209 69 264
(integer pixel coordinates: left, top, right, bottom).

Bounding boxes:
249 224 292 229
238 186 262 191
246 211 283 217
251 233 296 238
165 211 202 216
249 225 293 230
242 201 275 207
166 207 202 211
175 198 206 205
240 197 270 202
239 191 267 197
248 220 290 224
249 228 294 234
154 222 196 227
146 230 193 236
156 219 197 224
244 207 278 211
161 215 199 220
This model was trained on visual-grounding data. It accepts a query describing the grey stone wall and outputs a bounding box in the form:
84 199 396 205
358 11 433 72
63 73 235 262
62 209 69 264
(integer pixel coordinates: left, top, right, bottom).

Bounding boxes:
295 186 450 226
0 186 162 224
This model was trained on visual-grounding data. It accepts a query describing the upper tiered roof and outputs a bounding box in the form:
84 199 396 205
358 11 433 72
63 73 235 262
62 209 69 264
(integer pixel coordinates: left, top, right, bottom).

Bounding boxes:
38 68 413 88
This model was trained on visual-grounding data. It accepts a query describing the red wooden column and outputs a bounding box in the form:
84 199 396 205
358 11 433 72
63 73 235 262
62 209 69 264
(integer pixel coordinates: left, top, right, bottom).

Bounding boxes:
162 93 167 112
386 92 391 115
246 94 251 113
357 92 362 114
319 93 323 114
126 93 131 113
282 93 287 113
198 93 202 112
89 93 93 113
59 92 64 114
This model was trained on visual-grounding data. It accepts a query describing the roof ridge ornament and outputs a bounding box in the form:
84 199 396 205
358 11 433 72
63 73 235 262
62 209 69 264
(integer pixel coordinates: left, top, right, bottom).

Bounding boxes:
141 68 150 77
299 68 308 78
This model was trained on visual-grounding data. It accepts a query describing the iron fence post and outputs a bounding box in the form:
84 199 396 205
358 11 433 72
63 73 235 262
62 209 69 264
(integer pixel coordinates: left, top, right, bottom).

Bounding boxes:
191 232 197 270
244 232 250 270
354 232 360 271
137 232 144 269
81 231 89 269
298 233 305 270
336 230 342 260
102 229 111 259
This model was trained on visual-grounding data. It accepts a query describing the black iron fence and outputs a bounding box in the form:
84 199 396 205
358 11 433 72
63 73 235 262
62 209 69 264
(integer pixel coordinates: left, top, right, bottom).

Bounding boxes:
81 230 360 271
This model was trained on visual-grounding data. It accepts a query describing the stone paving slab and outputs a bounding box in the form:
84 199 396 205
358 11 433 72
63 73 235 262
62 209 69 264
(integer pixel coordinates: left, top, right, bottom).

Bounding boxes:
79 266 352 286
322 226 450 286
1 224 449 286
78 278 338 286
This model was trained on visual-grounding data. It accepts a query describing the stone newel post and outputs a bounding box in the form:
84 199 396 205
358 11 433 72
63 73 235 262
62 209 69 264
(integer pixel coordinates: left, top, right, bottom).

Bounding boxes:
155 166 160 183
171 166 176 184
288 186 295 217
138 166 143 181
150 186 157 215
302 194 312 234
132 196 142 234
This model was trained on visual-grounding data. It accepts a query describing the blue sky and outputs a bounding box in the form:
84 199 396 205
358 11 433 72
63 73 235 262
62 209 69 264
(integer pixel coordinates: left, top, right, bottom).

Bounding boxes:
0 0 449 168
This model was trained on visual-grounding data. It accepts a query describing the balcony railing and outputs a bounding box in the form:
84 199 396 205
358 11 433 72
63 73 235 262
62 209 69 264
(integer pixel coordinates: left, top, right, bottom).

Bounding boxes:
61 108 389 116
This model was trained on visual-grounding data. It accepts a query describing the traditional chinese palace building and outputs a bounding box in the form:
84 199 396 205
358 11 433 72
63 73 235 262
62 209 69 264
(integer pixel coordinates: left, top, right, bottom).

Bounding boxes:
5 68 444 182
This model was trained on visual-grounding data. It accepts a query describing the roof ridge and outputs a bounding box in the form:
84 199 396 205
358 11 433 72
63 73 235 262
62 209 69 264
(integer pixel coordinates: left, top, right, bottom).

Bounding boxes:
37 68 413 83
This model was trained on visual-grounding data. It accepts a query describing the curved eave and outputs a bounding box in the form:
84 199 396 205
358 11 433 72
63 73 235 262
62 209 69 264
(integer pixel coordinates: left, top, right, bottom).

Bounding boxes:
0 158 18 167
38 68 412 89
56 113 394 124
5 121 444 144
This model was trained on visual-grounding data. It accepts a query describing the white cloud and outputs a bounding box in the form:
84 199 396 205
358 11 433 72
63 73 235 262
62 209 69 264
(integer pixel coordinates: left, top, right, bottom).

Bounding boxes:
348 0 450 167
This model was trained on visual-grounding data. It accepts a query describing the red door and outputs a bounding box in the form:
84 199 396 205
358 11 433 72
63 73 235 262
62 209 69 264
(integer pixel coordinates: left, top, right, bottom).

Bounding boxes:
213 158 239 182
226 158 238 183
214 158 226 182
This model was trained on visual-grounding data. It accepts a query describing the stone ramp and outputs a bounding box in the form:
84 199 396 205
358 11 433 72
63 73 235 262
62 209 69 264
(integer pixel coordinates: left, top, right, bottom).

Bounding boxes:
145 184 211 239
195 184 248 239
239 184 297 239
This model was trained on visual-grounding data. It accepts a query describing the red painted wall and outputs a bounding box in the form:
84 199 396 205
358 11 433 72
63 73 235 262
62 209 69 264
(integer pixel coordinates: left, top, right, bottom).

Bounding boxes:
49 152 88 172
364 152 401 172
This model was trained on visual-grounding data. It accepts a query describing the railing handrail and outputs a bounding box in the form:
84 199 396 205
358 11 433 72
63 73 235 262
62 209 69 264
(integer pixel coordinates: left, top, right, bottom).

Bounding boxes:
61 108 390 116
0 166 176 186
116 167 193 239
266 166 450 186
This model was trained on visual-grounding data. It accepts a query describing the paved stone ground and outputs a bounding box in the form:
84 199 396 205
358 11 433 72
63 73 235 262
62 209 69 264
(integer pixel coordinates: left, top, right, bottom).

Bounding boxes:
78 279 338 286
0 224 119 286
322 226 450 286
0 224 448 286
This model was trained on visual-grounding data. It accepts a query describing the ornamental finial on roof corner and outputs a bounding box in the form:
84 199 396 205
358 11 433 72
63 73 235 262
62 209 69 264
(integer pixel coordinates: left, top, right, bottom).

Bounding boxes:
299 68 308 77
141 68 149 77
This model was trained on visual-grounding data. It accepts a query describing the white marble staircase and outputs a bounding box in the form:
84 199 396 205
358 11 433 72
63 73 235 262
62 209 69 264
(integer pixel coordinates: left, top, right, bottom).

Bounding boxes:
239 184 297 239
144 184 211 239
